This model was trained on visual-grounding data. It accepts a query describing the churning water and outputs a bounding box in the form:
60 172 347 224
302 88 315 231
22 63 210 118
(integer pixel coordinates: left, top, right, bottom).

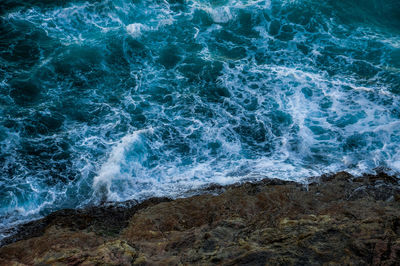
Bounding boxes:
1 0 400 237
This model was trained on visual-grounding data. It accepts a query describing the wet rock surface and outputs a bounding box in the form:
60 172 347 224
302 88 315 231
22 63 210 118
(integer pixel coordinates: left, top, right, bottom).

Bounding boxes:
0 172 399 265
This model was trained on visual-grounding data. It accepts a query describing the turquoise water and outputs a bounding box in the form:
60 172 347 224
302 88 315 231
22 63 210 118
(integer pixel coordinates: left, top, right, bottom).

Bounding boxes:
1 0 400 236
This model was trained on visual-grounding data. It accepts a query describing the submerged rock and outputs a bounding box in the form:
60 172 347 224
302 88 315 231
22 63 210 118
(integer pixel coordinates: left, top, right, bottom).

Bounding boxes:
0 172 399 265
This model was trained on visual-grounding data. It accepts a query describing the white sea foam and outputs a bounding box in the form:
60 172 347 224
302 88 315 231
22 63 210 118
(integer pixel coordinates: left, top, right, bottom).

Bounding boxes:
207 6 233 23
126 23 147 38
93 128 153 201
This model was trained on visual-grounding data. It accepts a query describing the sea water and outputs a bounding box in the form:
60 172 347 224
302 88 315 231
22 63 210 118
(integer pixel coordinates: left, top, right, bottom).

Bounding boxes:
1 0 400 238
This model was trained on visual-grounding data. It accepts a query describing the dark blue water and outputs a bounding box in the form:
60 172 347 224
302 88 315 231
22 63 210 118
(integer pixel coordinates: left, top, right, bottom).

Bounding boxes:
1 0 400 237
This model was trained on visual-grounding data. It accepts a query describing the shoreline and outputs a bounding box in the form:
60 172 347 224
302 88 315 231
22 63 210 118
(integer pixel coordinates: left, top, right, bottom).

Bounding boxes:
1 171 399 264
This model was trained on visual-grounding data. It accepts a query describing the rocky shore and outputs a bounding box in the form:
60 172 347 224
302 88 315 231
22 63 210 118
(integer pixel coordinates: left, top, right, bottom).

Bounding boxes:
0 171 399 265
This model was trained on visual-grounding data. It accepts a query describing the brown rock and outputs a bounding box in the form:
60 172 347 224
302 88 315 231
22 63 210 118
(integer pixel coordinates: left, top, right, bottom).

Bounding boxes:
0 172 399 265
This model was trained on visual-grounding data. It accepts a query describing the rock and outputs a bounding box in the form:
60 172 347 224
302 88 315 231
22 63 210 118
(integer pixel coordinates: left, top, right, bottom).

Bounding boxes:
0 172 399 265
